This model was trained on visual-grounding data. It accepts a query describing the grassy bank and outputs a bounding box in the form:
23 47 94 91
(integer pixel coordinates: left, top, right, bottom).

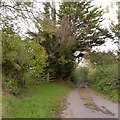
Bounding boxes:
2 82 71 118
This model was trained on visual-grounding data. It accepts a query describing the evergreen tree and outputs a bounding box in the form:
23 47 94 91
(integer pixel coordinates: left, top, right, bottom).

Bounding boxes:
28 1 112 80
58 1 112 52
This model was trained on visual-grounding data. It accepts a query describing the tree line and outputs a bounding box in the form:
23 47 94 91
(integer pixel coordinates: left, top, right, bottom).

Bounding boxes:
1 0 119 95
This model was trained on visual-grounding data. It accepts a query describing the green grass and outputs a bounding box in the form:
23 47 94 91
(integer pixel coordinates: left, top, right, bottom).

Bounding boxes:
2 82 71 118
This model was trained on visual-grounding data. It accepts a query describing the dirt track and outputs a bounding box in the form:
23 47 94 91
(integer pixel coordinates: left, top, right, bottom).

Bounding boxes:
60 88 119 118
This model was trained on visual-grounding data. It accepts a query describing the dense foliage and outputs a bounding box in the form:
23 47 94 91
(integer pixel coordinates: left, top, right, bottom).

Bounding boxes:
88 52 118 100
2 25 48 95
28 1 111 79
72 52 118 101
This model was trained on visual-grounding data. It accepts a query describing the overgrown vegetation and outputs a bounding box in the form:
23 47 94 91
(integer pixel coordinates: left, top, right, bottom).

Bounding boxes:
72 52 118 101
88 52 118 101
1 0 112 94
2 26 48 95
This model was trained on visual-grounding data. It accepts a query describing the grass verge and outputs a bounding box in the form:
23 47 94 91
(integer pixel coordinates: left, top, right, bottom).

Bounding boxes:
2 81 71 118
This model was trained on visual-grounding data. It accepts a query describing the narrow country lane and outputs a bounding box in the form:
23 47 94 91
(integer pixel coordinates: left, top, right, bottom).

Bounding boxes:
60 88 119 118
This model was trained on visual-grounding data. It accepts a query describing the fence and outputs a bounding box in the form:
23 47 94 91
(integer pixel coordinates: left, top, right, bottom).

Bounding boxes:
40 73 56 82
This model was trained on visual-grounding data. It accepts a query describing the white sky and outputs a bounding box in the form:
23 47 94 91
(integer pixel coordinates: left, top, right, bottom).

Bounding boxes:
91 0 118 52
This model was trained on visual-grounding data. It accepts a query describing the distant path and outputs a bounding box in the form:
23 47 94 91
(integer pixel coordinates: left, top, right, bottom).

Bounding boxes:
60 88 119 118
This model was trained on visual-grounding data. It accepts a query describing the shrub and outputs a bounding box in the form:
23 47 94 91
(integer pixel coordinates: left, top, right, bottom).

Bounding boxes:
2 26 48 90
3 76 21 96
88 51 118 101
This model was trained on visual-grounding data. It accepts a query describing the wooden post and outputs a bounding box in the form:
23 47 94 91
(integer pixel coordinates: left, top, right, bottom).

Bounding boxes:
47 73 49 82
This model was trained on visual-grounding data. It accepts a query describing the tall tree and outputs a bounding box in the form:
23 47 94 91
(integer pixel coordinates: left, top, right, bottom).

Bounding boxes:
58 1 112 52
28 1 112 80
